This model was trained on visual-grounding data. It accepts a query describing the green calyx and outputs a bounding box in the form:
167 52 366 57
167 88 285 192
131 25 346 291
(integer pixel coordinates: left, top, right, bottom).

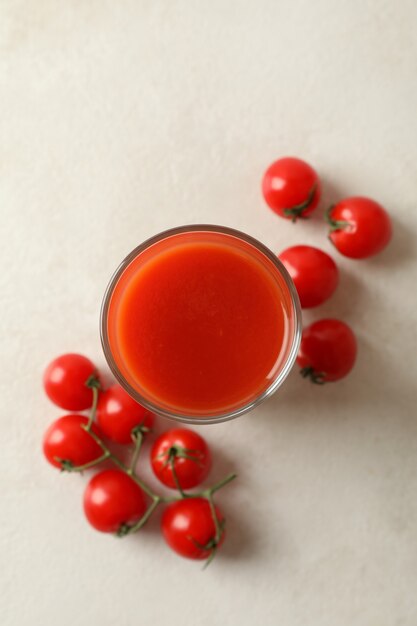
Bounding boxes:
58 458 75 472
188 515 227 569
300 366 326 385
85 373 101 390
165 445 203 465
283 183 317 222
325 205 351 232
131 423 152 439
116 523 132 538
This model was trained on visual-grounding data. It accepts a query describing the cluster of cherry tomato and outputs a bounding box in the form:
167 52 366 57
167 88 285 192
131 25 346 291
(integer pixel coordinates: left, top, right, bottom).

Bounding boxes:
42 353 235 565
262 156 392 383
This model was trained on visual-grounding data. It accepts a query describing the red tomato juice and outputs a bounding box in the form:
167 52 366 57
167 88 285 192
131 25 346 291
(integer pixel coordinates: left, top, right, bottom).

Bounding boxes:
104 228 298 419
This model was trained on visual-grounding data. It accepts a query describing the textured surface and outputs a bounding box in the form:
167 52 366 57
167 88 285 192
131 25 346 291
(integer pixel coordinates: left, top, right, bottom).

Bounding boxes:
1 1 417 625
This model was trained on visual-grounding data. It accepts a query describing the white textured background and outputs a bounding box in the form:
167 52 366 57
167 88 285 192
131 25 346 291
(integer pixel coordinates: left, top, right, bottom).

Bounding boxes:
1 1 417 625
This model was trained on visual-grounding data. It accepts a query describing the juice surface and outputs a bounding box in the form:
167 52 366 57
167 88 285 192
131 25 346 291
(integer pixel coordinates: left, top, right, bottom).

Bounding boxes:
110 239 288 414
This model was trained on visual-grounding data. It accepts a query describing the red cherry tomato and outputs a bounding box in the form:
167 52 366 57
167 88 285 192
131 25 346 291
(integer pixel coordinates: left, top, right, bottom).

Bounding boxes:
161 498 224 560
297 319 357 383
327 197 392 259
278 245 339 308
96 385 155 444
83 469 147 534
151 429 211 490
262 157 321 221
43 354 98 411
42 414 103 470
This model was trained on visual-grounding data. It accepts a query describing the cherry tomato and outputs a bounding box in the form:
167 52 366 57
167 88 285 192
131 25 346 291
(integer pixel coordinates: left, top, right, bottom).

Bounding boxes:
43 353 98 411
151 429 211 490
96 384 155 444
262 157 321 221
83 469 147 534
161 498 224 560
278 245 339 308
297 319 357 383
327 197 392 259
42 414 103 470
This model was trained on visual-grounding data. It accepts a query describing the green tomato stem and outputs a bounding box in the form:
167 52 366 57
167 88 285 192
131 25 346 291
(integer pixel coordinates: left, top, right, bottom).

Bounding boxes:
127 431 143 475
207 494 221 543
123 498 162 535
80 424 157 500
200 473 236 567
204 472 237 496
169 456 188 498
85 379 100 432
58 451 111 473
61 382 239 546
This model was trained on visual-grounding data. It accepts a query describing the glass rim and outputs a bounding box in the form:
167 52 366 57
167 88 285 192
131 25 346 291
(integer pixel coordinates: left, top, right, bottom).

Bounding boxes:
100 224 302 424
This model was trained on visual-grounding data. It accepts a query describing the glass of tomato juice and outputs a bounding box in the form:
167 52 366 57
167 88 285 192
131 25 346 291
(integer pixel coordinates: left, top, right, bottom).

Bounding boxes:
100 225 301 424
